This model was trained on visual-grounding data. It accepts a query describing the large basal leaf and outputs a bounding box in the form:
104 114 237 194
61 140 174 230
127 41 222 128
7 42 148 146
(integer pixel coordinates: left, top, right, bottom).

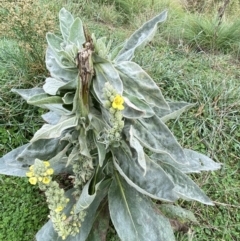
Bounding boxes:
86 199 110 241
158 162 214 205
109 173 176 241
114 10 167 62
46 47 78 82
115 61 169 109
159 204 198 223
183 149 221 172
0 145 29 177
11 88 45 101
68 17 85 48
151 149 221 174
30 116 78 142
27 93 63 106
154 102 195 123
17 138 69 165
59 8 74 41
93 61 123 103
112 145 177 202
132 115 188 164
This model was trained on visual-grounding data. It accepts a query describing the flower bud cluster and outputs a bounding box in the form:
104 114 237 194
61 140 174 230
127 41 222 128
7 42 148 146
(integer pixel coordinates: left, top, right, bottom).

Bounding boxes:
103 82 125 143
72 155 94 197
26 159 86 240
26 159 54 185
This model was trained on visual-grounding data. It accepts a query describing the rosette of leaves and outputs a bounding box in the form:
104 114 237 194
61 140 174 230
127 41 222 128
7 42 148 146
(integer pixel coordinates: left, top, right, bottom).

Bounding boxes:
0 8 221 241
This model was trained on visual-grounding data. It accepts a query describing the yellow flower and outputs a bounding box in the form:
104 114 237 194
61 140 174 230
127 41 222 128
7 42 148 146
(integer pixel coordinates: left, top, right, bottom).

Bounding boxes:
26 171 34 177
29 177 37 185
112 94 124 110
42 176 51 184
55 206 63 212
46 168 54 175
43 161 50 167
29 165 34 171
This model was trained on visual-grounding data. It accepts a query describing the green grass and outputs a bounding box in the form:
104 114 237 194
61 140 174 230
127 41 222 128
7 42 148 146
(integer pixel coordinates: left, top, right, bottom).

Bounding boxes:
0 0 240 240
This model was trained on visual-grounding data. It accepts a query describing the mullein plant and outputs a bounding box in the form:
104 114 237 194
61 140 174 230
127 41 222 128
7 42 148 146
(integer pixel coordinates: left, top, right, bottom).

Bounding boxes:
0 8 221 241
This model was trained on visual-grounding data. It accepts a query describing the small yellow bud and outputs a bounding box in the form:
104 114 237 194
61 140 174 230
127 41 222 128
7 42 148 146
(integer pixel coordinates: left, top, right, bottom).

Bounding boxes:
38 177 43 181
43 161 50 167
46 168 54 175
55 206 63 212
29 165 34 171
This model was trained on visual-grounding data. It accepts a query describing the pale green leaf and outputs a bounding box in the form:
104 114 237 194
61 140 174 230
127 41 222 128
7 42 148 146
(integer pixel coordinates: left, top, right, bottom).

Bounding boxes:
62 92 75 104
30 116 78 142
115 61 169 109
11 88 44 101
115 10 167 62
46 47 78 82
133 116 187 164
159 162 214 205
46 32 62 52
159 204 198 223
68 17 85 48
42 111 61 125
27 93 63 106
43 77 66 95
112 145 177 202
109 174 176 241
59 8 74 41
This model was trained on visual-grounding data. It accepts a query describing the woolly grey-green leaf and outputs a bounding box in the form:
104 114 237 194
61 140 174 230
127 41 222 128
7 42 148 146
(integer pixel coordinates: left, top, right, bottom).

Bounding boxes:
151 149 221 174
132 116 187 164
11 88 45 101
112 145 177 202
159 162 213 205
154 102 196 123
0 145 29 177
46 47 78 82
93 61 123 103
43 78 66 95
115 61 169 109
114 10 167 62
27 93 63 106
108 174 175 241
17 138 69 165
30 116 78 142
